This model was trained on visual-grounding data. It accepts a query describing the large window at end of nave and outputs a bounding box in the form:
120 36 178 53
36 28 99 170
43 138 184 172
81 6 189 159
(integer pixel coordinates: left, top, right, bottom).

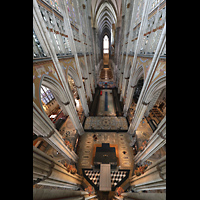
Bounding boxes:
103 35 109 54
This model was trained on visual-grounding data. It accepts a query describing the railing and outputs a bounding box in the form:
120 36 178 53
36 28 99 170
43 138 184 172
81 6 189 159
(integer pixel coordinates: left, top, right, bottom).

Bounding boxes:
33 187 97 200
127 52 166 59
33 52 92 62
122 0 166 58
34 0 94 60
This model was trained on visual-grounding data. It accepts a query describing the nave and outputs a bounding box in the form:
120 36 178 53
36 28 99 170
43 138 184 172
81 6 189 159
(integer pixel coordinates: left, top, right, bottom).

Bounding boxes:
33 60 165 200
33 0 166 199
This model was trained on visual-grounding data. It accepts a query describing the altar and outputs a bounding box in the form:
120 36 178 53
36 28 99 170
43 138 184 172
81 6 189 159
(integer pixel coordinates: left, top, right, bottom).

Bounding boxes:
94 143 117 168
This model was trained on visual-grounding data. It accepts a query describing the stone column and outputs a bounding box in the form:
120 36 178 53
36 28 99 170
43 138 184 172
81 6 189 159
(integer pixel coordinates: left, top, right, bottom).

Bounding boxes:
88 54 95 93
53 93 84 135
130 156 166 191
77 2 93 102
122 0 150 107
33 0 68 95
33 0 85 134
128 103 148 135
121 192 166 200
144 89 162 117
33 102 79 163
114 26 120 65
117 15 125 95
33 188 98 200
127 23 166 134
134 116 166 165
120 0 142 101
57 0 89 116
33 146 83 189
33 188 88 200
85 0 96 90
92 27 97 66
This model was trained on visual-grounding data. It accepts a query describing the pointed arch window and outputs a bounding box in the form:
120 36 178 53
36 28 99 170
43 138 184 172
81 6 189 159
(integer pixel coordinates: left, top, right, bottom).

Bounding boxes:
103 35 109 54
33 29 46 58
49 0 60 12
66 0 77 24
40 85 55 105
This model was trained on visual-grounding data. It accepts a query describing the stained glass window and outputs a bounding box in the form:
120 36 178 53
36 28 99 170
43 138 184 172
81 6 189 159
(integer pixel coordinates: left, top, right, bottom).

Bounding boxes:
66 0 77 24
135 0 144 25
41 85 55 104
33 29 46 58
151 0 160 10
49 0 60 12
103 35 109 54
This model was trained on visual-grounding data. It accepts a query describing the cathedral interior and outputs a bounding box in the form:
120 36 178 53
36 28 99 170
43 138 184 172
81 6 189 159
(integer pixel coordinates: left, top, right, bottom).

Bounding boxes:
33 0 166 199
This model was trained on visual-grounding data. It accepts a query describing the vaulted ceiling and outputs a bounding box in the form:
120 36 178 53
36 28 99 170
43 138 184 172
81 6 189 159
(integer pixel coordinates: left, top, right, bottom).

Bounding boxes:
91 0 122 37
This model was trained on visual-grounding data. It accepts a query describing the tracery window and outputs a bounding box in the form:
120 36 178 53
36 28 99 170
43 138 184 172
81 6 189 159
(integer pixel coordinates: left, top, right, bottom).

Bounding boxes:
33 29 46 58
66 0 77 25
49 0 60 12
151 0 161 10
40 85 55 105
53 33 61 51
135 0 144 25
63 37 71 52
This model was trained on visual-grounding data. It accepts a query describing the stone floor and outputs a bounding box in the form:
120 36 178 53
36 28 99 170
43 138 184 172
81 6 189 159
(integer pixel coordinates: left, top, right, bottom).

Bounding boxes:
84 116 128 131
136 118 153 149
97 89 116 116
135 117 166 165
43 117 77 163
77 132 134 179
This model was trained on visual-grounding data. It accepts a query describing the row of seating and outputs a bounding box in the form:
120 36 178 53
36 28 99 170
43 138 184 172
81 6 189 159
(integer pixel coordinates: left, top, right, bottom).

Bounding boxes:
100 70 105 79
107 70 113 79
100 69 113 79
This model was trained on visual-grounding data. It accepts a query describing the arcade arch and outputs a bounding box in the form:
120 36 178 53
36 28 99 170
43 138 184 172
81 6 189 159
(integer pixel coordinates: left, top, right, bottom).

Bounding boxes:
126 65 144 123
32 75 82 165
39 75 79 150
67 66 89 117
130 76 166 156
67 74 84 124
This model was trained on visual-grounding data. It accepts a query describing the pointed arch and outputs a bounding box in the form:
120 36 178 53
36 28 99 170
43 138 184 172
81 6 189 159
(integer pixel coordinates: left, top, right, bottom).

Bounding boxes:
66 66 88 115
79 61 87 79
144 75 166 103
39 74 70 114
131 64 145 87
67 66 82 87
